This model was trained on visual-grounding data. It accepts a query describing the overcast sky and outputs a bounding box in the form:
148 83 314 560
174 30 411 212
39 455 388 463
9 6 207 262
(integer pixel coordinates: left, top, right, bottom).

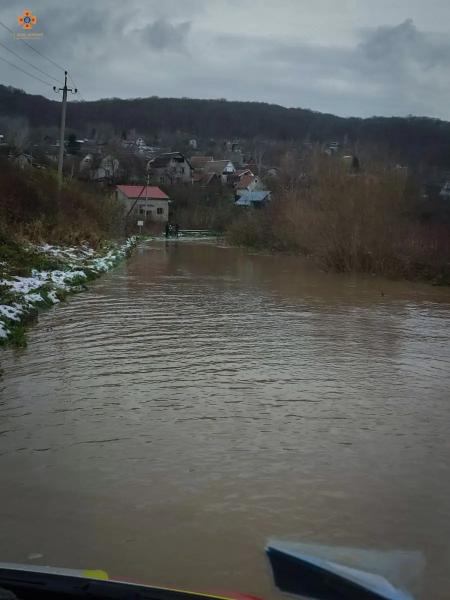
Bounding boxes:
1 0 450 119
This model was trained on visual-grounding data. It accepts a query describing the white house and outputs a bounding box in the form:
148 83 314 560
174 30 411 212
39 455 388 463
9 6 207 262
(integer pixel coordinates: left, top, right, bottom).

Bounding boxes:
116 185 170 222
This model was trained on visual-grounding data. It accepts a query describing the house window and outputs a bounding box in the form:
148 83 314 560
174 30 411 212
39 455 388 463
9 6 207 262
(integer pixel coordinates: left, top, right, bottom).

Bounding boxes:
146 210 152 217
157 207 163 215
139 208 145 215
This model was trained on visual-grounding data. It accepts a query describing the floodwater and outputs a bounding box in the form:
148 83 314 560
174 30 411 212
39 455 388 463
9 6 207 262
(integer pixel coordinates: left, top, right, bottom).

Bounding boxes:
1 240 450 599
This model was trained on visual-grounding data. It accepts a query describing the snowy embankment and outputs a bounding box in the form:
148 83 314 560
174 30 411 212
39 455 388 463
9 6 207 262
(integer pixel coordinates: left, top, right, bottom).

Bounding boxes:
0 237 136 345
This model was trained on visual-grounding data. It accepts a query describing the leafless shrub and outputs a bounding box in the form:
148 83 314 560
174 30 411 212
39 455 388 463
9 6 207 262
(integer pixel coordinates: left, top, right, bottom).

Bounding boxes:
229 154 450 282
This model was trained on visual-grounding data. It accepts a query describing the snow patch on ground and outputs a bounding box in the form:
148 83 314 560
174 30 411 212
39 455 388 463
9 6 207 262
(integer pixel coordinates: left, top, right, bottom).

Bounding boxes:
47 290 60 304
0 304 23 321
0 237 136 344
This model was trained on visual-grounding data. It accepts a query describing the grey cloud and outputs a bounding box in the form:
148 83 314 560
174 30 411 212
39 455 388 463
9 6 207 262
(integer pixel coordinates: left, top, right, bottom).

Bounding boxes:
358 19 450 68
210 19 450 117
2 0 450 119
218 18 450 78
137 19 191 52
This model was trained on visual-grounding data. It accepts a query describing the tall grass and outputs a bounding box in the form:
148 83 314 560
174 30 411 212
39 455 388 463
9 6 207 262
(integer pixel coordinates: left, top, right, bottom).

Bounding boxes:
0 159 124 247
228 155 450 282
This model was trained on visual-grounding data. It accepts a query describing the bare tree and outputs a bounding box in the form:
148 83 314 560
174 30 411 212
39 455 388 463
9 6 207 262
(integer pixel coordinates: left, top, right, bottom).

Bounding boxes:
0 116 30 152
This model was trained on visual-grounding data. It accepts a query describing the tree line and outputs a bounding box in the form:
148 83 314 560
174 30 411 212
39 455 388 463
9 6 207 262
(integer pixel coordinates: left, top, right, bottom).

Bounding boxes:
2 84 450 168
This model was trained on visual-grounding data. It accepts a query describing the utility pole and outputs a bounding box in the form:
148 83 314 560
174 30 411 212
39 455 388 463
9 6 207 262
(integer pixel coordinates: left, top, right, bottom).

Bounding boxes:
145 163 150 206
53 71 77 193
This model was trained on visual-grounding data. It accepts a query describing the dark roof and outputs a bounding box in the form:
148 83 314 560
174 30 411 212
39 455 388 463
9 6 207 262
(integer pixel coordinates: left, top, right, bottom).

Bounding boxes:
193 172 220 186
205 160 234 174
150 152 191 168
190 155 213 169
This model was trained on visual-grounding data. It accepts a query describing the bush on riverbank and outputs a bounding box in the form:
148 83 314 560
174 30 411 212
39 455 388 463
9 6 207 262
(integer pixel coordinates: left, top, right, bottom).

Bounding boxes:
0 159 124 248
165 184 238 230
228 156 450 282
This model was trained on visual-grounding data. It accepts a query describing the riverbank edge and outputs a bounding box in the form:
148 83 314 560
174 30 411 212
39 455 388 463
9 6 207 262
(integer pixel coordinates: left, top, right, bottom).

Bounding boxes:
0 236 137 347
225 237 450 286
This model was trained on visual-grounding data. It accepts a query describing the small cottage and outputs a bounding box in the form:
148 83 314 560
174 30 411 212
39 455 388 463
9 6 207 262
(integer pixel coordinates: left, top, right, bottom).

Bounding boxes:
116 185 170 222
148 152 193 185
205 160 236 183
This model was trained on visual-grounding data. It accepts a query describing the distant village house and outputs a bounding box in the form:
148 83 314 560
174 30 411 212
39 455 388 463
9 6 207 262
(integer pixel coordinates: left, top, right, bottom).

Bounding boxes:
204 160 236 183
148 152 193 185
116 185 170 223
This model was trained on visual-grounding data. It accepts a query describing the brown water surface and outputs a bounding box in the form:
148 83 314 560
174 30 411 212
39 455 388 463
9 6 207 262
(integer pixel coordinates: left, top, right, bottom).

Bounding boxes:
1 241 449 599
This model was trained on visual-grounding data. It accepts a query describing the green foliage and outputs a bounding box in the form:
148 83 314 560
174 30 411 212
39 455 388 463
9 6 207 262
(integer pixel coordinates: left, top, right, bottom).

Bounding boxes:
0 240 64 276
66 274 88 287
4 323 27 347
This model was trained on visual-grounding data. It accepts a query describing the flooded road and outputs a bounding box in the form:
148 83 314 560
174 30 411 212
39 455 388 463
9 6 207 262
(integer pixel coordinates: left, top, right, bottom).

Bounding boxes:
1 240 450 599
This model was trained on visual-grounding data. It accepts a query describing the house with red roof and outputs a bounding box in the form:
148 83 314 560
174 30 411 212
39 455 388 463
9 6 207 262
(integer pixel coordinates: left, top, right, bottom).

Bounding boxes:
116 185 170 223
232 168 265 193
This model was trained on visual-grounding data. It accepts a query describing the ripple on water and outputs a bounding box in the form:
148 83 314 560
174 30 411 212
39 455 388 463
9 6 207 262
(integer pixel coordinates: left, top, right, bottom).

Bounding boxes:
0 241 449 599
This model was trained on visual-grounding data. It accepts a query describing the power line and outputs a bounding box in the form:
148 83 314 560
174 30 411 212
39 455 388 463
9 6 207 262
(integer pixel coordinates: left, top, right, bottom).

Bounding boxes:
0 19 65 73
67 72 86 102
0 53 54 87
0 39 60 83
0 20 86 101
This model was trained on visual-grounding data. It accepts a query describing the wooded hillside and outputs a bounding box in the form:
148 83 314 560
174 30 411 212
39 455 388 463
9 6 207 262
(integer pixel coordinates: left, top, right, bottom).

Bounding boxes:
2 84 450 168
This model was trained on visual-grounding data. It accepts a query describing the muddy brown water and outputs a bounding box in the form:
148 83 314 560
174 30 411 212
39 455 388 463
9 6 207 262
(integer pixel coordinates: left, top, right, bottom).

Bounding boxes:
1 240 450 599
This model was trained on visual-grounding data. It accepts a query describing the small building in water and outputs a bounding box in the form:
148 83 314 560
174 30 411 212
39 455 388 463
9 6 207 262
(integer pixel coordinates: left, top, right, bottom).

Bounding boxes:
116 185 170 222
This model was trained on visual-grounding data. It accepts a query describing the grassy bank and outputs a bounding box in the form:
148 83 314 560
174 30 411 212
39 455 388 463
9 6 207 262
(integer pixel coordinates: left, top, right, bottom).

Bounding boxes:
0 159 137 346
228 156 450 283
0 158 124 246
